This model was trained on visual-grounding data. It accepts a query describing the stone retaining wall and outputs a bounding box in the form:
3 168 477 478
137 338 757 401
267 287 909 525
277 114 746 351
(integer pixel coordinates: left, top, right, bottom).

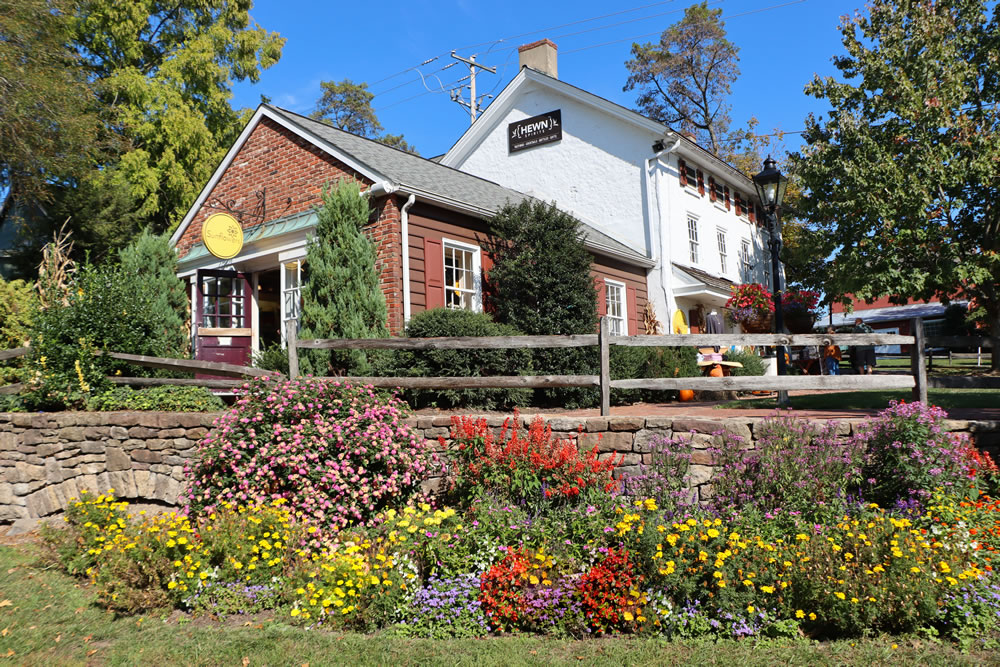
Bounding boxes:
2 412 998 523
0 412 213 522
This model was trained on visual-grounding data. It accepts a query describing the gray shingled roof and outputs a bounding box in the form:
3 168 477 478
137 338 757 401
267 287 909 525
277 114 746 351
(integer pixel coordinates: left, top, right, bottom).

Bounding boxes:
674 263 735 292
268 105 652 267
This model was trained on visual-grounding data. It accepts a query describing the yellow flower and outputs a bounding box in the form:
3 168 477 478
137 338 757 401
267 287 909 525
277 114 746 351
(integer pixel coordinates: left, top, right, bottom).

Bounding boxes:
834 592 846 600
795 610 805 619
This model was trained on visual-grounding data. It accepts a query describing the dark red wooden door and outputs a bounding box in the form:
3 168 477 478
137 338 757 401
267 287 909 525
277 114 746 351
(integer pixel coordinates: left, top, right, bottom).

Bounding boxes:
195 270 252 373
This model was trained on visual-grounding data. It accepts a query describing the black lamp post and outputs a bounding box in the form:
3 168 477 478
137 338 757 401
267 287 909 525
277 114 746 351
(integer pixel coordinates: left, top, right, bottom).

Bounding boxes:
752 156 789 405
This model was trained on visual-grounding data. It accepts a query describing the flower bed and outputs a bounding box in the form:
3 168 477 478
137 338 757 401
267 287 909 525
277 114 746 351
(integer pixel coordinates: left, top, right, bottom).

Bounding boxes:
40 391 1000 648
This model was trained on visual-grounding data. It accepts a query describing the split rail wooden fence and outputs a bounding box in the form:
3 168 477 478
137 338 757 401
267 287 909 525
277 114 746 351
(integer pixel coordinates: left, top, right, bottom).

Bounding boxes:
0 318 996 416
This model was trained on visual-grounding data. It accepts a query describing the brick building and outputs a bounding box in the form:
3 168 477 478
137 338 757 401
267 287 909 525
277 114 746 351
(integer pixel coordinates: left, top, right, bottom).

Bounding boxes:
169 105 652 366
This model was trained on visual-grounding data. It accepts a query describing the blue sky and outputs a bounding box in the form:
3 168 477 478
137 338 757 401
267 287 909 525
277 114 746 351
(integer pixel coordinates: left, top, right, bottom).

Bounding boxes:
231 0 858 159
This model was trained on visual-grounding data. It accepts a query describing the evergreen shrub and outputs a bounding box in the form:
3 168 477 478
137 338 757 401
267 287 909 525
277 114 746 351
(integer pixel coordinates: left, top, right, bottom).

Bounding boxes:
610 346 699 404
86 385 225 412
299 181 388 376
24 263 172 409
118 230 189 358
723 348 766 376
483 200 599 408
184 377 439 535
252 342 289 375
384 307 532 410
0 277 35 384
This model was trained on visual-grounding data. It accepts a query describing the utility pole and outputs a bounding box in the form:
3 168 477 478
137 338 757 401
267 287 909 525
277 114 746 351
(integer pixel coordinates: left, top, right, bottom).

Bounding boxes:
449 51 496 124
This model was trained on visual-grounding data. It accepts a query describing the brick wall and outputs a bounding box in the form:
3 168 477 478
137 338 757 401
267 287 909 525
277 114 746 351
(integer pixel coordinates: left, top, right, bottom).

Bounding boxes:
176 117 406 333
176 117 371 259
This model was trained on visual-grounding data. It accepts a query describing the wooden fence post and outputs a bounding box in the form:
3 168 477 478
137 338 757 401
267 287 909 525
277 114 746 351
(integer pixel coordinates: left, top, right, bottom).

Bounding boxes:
910 317 928 404
599 317 610 417
286 319 299 379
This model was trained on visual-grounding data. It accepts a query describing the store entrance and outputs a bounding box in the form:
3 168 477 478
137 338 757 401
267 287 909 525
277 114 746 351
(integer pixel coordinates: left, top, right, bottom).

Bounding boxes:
257 269 281 350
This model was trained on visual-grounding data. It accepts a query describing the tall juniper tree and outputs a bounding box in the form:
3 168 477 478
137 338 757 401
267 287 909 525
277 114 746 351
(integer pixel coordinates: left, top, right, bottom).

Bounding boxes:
118 230 189 359
299 181 388 376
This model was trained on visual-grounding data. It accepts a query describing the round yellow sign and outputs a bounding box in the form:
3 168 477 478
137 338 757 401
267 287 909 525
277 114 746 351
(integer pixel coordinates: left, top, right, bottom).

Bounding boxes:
201 213 244 259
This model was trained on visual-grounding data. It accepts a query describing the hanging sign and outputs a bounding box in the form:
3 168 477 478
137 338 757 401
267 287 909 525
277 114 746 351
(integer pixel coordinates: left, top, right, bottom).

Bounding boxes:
201 213 244 259
508 109 562 153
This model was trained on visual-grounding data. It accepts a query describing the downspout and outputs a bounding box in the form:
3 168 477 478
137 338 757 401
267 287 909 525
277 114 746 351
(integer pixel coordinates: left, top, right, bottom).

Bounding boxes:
644 138 682 325
400 193 417 326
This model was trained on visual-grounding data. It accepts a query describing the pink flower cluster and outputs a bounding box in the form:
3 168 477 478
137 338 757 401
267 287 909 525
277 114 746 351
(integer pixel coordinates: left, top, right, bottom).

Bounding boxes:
183 377 440 536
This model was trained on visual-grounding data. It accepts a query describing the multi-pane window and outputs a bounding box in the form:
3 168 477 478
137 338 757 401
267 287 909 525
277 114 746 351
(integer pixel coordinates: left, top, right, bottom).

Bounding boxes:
683 164 698 191
717 229 728 274
740 239 753 282
687 215 700 264
444 240 480 311
605 280 626 336
282 260 302 334
200 273 245 328
712 179 726 202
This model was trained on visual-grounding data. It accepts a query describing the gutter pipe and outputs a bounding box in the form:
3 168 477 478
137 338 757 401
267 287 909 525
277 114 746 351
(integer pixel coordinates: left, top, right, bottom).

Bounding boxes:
400 193 417 326
644 137 683 325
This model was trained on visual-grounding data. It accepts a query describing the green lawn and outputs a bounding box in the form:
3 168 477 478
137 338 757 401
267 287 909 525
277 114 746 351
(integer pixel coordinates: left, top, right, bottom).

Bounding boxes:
0 543 995 666
720 389 1000 412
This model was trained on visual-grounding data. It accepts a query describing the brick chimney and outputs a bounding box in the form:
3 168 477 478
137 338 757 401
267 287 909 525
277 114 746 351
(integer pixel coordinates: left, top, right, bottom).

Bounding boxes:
518 39 558 79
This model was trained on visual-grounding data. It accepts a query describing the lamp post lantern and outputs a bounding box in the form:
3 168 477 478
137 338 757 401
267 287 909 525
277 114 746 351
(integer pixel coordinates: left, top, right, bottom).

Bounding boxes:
752 156 790 406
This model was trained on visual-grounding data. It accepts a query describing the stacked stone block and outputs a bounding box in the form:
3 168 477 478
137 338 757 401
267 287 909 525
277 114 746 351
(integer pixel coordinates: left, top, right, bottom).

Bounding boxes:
2 412 997 522
0 412 214 522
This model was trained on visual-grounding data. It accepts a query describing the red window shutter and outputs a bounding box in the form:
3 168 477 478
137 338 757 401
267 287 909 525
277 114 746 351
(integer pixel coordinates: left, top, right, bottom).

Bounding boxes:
709 176 717 202
678 159 687 187
627 287 638 335
735 193 743 216
724 186 731 210
596 277 607 317
424 238 444 309
749 204 756 224
697 170 705 196
481 252 494 278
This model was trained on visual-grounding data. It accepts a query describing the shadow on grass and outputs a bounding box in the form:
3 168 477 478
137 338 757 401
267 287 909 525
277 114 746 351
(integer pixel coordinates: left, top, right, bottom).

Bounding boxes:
0 542 993 666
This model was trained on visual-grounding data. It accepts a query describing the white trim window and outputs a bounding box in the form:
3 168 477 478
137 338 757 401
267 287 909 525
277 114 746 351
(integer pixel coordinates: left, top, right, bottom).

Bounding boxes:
740 239 753 283
443 239 482 311
717 228 728 275
605 279 627 336
280 260 302 343
687 215 700 264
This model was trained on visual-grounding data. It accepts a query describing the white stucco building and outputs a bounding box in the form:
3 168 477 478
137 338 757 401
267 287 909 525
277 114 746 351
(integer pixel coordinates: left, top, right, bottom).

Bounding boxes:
441 39 777 333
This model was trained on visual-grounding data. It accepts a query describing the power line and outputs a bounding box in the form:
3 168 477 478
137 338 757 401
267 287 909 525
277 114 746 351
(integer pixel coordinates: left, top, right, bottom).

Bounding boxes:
371 2 689 100
373 0 810 111
365 0 684 91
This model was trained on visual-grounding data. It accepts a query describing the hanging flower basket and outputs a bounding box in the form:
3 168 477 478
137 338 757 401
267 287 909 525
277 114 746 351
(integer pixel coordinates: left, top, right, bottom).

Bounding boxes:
781 289 821 333
785 313 817 334
726 283 775 332
739 313 773 334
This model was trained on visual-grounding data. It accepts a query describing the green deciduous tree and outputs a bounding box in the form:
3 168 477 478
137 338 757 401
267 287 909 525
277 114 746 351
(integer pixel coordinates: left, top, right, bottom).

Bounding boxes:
311 78 418 154
6 0 285 271
298 181 388 376
0 0 101 207
483 199 598 407
118 230 189 358
624 1 739 156
795 0 1000 369
70 0 285 232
